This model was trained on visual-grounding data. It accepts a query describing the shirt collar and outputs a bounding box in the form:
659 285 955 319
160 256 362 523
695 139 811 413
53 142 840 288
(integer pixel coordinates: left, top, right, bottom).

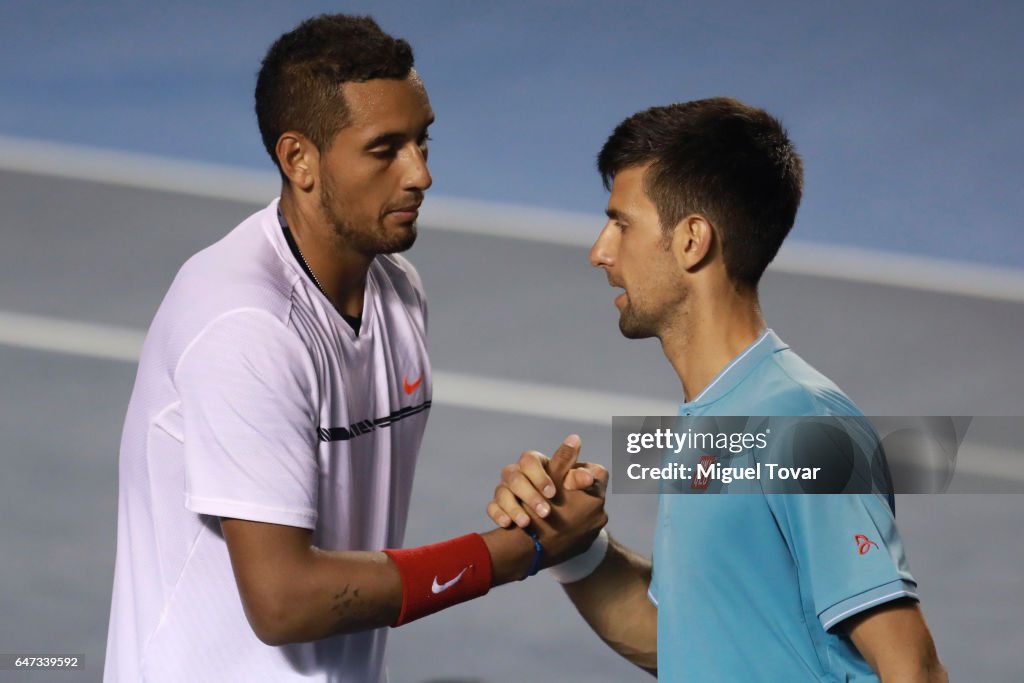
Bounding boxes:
680 329 788 412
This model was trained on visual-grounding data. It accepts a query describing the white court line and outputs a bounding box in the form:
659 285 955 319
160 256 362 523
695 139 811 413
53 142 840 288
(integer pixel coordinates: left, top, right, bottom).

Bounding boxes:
0 310 145 363
0 310 670 425
3 135 1024 303
2 310 1020 482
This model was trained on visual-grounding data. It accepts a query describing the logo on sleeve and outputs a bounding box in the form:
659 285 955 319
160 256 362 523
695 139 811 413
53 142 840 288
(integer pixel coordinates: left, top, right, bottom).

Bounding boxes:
854 534 879 555
403 374 423 395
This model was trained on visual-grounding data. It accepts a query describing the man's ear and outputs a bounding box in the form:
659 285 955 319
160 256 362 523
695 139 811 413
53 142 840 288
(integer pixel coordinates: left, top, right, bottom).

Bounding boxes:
275 132 318 192
672 214 715 271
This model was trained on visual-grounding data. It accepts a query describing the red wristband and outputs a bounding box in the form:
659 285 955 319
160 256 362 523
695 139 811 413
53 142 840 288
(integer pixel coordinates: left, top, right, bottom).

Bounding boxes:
383 533 493 626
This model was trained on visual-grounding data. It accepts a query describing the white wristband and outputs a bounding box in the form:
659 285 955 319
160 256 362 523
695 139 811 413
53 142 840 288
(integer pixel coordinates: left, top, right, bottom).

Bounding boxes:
547 529 610 584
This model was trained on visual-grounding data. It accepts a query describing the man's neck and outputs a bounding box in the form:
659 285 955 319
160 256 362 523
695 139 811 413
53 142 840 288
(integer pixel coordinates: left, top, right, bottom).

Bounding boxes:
279 190 372 317
660 287 766 403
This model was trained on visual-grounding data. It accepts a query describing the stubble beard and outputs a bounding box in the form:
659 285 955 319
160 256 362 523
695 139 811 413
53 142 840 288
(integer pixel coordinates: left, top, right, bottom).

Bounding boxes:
617 280 688 341
319 184 417 256
617 298 659 340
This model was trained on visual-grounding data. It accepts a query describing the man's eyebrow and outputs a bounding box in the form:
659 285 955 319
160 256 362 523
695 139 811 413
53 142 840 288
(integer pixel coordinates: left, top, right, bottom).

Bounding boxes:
363 119 435 151
606 208 632 222
363 132 407 150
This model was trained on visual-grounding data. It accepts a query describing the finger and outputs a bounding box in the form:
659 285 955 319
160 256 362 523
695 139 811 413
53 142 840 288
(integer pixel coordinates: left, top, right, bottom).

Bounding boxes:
486 501 513 528
506 469 552 519
588 463 609 496
547 434 582 486
519 450 556 499
563 467 595 491
500 462 522 487
495 484 531 528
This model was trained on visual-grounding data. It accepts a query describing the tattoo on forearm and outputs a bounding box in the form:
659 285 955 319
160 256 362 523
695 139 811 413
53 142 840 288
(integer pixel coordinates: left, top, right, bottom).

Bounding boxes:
331 583 353 615
330 582 366 622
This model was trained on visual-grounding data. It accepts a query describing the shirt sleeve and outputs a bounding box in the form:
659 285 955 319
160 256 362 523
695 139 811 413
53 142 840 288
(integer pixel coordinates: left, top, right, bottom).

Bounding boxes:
765 492 919 631
175 309 321 529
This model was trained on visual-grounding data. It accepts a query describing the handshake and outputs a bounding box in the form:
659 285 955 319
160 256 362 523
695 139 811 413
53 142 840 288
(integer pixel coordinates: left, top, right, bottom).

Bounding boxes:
484 434 610 570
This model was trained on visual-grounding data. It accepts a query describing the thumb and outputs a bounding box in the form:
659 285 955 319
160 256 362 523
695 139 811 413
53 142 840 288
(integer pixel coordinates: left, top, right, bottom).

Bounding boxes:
548 434 582 487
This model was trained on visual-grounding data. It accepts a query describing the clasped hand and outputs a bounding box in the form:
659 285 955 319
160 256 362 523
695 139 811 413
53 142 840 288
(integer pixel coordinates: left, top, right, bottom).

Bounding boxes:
486 434 609 568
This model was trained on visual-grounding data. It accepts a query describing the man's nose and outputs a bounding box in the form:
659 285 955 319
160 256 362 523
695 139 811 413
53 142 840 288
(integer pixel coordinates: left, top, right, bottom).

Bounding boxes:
402 145 432 192
590 222 617 268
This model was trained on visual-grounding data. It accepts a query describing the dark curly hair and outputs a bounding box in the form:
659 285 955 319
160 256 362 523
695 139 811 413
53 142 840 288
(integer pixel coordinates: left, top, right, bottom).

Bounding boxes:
255 14 414 174
598 97 804 290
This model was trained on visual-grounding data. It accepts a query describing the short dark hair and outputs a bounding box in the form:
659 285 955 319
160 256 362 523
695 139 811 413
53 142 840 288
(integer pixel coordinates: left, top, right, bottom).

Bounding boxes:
597 97 803 289
255 14 414 173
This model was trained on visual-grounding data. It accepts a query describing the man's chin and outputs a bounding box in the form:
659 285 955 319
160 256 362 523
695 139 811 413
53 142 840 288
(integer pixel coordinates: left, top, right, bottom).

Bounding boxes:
379 223 418 254
617 313 655 340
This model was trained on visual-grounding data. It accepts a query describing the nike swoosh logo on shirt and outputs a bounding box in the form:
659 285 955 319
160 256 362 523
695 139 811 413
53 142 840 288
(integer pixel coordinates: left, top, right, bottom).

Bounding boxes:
431 566 470 594
403 375 423 394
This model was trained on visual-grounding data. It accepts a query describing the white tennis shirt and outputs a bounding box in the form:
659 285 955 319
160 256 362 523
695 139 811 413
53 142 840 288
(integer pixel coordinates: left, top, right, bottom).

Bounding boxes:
104 199 431 682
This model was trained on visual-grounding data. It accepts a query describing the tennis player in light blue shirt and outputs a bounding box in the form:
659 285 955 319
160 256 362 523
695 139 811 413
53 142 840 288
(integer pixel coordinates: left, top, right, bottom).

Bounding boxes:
650 329 918 681
486 98 946 680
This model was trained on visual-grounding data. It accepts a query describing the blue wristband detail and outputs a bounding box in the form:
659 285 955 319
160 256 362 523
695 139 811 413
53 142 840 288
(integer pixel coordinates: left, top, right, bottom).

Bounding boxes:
525 529 543 579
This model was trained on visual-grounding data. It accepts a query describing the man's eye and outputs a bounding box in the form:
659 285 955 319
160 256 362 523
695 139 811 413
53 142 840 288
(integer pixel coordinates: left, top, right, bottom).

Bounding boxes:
371 147 399 160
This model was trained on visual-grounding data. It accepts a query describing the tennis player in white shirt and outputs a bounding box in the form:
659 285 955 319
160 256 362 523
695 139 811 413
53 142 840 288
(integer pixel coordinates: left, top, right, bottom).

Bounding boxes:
104 14 607 683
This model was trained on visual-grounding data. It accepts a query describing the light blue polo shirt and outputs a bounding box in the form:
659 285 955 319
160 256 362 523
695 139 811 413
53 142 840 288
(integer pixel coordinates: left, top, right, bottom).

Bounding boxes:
650 329 918 681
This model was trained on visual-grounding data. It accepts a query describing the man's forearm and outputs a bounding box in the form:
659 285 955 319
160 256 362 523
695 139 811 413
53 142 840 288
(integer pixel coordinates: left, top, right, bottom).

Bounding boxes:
250 547 400 644
562 537 658 675
225 521 536 645
225 437 606 644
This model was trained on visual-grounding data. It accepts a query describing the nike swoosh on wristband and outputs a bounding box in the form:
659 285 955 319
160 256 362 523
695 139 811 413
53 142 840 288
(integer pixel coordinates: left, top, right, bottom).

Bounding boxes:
403 374 423 394
431 566 470 594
